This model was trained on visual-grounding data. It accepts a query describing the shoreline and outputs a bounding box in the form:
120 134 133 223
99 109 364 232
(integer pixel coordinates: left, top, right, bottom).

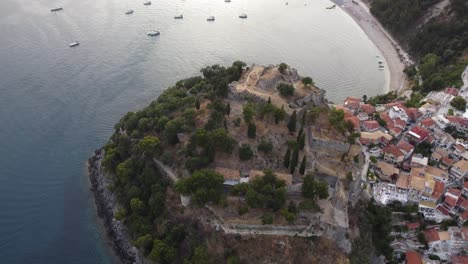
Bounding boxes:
88 149 142 264
333 0 411 93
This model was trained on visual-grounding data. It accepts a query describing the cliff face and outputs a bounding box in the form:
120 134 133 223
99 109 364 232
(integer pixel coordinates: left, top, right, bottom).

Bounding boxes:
88 149 142 264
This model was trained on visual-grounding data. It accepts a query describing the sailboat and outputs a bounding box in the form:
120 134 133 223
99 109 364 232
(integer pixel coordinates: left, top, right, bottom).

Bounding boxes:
207 9 215 21
69 41 79 47
51 7 63 12
125 3 134 15
148 20 160 37
239 0 247 19
143 1 151 5
174 7 183 19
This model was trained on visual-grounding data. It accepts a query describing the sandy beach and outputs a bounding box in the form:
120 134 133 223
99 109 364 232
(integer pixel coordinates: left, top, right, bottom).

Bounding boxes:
333 0 411 93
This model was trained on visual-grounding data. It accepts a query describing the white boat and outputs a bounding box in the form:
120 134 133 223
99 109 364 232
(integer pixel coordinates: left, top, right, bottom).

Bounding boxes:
225 0 231 2
143 1 151 5
239 13 247 19
174 14 183 19
125 9 134 15
51 7 63 12
147 30 160 37
69 41 79 47
207 9 215 21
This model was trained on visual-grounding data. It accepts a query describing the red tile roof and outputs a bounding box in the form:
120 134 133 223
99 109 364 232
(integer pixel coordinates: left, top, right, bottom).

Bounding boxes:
455 144 465 152
360 104 375 115
394 118 406 128
389 126 403 136
445 87 459 96
380 113 392 127
420 118 435 127
406 108 422 120
408 126 430 141
425 228 440 243
457 196 468 209
405 251 423 264
436 204 451 216
445 195 458 208
383 145 404 157
448 188 462 197
344 97 361 110
464 181 468 189
345 116 360 130
362 120 380 131
432 181 445 200
397 141 414 154
406 222 420 230
447 116 468 126
441 156 455 166
451 255 468 264
460 211 468 221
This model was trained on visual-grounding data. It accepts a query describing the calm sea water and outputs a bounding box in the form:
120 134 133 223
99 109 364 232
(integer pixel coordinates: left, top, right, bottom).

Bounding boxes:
0 0 387 262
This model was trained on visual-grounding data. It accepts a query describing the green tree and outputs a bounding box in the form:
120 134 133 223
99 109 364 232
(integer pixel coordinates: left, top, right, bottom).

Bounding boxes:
288 110 297 132
262 213 274 224
149 239 176 264
175 169 225 206
135 234 153 252
277 83 295 97
450 96 466 111
257 140 273 154
190 246 209 264
283 148 291 168
164 118 184 145
302 77 314 86
137 136 161 157
247 122 256 138
299 156 307 175
448 108 454 116
268 96 271 104
274 105 286 124
362 94 367 103
419 53 440 79
278 63 288 74
302 173 329 200
370 156 377 163
290 146 299 174
298 133 305 150
239 144 254 161
195 98 200 110
243 104 256 124
226 102 231 115
238 205 249 217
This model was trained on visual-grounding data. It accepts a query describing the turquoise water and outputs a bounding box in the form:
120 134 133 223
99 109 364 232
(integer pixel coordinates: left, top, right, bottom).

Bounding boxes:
0 0 386 262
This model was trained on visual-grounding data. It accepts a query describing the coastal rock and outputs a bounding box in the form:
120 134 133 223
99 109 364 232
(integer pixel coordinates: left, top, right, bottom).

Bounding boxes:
88 149 142 264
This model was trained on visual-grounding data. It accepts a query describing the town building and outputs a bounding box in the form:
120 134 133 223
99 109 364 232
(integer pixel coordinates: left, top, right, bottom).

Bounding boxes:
450 160 468 182
383 145 405 164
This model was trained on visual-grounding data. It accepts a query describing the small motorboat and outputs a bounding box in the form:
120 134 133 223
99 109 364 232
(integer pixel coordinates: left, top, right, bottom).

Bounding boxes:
378 60 384 64
148 30 160 37
207 15 215 21
225 0 231 2
51 7 63 12
125 9 134 15
143 1 151 5
326 4 336 9
69 41 79 47
239 13 247 19
174 14 184 19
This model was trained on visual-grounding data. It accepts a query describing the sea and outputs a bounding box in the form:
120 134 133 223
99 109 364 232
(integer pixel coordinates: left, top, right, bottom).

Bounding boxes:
0 0 387 262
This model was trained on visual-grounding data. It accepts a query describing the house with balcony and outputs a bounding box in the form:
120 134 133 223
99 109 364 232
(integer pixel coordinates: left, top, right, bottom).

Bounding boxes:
383 145 405 164
450 160 468 183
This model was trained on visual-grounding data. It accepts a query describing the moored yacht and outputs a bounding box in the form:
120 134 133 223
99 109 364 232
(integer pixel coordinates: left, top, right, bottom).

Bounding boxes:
207 15 215 21
143 1 151 5
174 14 183 19
239 13 247 19
147 30 160 37
125 9 134 15
69 41 79 47
51 7 63 12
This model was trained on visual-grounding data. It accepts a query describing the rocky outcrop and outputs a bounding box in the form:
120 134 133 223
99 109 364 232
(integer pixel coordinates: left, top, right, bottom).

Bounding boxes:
88 149 142 264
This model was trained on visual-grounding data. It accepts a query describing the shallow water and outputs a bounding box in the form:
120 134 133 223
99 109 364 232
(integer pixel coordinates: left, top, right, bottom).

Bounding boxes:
0 0 386 262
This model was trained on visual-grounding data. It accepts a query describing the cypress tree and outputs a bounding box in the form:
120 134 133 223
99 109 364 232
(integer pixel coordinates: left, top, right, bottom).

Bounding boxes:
226 102 231 116
195 99 200 110
287 110 297 132
283 148 291 168
298 133 305 150
297 127 303 141
268 96 271 104
299 156 307 175
247 122 256 139
290 146 299 173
